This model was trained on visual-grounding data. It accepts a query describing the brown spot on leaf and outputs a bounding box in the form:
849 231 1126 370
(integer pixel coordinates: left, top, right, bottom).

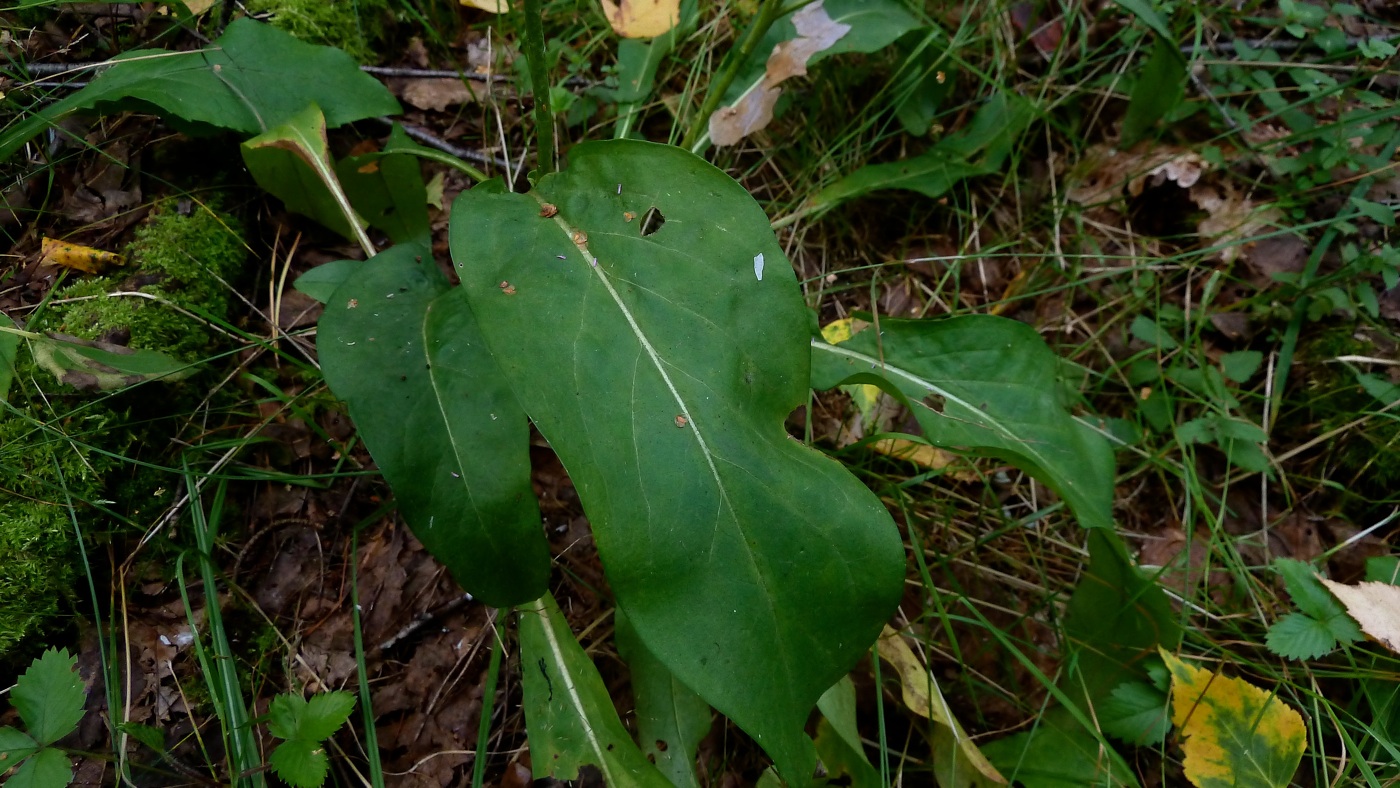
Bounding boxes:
675 414 688 428
539 203 558 218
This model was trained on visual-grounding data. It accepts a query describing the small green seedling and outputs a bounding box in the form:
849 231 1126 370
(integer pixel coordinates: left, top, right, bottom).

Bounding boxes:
0 648 85 788
265 691 356 788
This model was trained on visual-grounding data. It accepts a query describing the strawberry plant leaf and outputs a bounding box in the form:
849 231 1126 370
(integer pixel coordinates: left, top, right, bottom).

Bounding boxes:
5 746 72 788
267 692 353 743
1266 612 1342 661
13 648 85 746
518 593 672 786
1160 649 1307 788
269 739 328 788
318 244 550 607
0 726 39 763
1101 680 1170 746
452 140 905 783
812 314 1114 530
0 19 399 161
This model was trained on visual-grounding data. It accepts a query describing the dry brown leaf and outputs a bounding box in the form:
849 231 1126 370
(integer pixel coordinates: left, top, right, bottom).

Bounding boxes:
1318 577 1400 654
1190 183 1283 264
710 0 850 146
600 0 680 38
460 0 509 12
401 78 482 112
1065 144 1207 205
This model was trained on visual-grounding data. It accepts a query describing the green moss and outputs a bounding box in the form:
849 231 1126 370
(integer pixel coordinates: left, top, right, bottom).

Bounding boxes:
243 0 390 63
41 200 246 364
0 199 247 656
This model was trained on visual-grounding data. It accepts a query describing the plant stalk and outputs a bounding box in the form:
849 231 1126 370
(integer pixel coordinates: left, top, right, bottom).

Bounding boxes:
520 0 555 175
679 0 787 152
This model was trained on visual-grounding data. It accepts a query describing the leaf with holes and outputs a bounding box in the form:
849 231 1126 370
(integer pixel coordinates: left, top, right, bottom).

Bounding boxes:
811 314 1114 530
317 243 550 607
519 593 673 785
451 140 905 783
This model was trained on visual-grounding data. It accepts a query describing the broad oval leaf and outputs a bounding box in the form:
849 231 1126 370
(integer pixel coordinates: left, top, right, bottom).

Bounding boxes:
451 140 905 782
318 244 549 607
519 593 672 786
811 315 1114 530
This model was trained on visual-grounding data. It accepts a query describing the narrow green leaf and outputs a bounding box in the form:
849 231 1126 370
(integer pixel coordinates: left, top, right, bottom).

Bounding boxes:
4 746 73 788
518 594 672 786
453 140 905 783
1122 35 1186 145
814 678 881 788
13 649 86 746
337 124 432 245
1113 0 1174 40
812 315 1115 530
28 331 193 391
241 104 368 246
806 93 1031 217
616 609 711 788
269 739 329 788
0 319 18 402
318 244 550 607
0 19 399 161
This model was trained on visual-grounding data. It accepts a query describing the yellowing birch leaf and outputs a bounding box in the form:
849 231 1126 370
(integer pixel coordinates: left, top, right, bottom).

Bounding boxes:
878 627 1006 785
460 0 510 11
1159 648 1305 788
40 238 125 274
710 0 850 145
1318 577 1400 654
600 0 680 38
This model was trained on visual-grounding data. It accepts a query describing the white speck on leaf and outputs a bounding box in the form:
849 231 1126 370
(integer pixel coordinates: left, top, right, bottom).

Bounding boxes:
754 253 765 281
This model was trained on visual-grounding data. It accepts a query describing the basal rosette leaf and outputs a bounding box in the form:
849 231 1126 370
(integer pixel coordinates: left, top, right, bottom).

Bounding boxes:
318 244 550 607
451 140 905 783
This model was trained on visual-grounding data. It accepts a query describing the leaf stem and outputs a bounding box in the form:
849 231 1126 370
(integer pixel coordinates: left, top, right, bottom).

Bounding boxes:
679 0 786 152
520 0 555 175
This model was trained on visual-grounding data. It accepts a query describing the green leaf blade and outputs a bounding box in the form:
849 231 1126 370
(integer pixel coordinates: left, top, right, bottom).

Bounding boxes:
13 648 85 746
269 739 329 788
5 746 72 788
519 594 673 786
812 315 1115 530
452 140 905 783
318 244 551 607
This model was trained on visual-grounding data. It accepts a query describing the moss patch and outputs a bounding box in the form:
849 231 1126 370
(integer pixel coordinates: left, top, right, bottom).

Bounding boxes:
0 200 247 657
244 0 390 63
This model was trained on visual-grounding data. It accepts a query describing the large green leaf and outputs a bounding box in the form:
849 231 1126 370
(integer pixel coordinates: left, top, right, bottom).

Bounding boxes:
518 593 672 786
451 140 905 783
811 315 1115 530
0 18 399 161
317 244 549 607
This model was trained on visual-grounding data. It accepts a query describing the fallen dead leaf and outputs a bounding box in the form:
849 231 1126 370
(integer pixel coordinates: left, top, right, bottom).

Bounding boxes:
600 0 680 38
1191 183 1284 264
710 0 850 146
401 78 482 112
1066 144 1208 205
40 237 125 274
461 0 509 12
1318 576 1400 655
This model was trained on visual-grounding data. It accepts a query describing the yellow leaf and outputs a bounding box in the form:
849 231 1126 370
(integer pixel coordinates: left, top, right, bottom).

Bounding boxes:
460 0 510 11
1159 648 1305 788
40 238 125 274
1317 577 1400 654
600 0 680 38
878 627 1006 785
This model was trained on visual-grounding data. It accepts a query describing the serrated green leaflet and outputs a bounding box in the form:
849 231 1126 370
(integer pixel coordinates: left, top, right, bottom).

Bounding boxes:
519 593 672 786
452 140 905 783
811 315 1114 530
318 244 549 607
